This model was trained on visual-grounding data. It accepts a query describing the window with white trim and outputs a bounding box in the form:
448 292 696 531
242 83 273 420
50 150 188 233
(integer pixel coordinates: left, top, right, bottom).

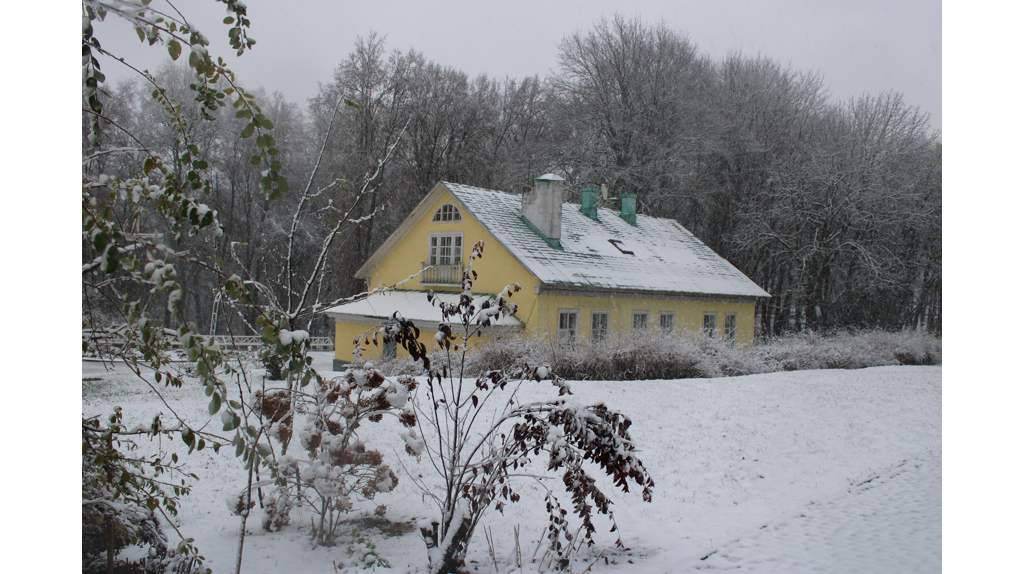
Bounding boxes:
431 203 462 222
659 312 675 333
558 310 579 343
724 312 738 343
428 233 463 266
632 310 649 330
591 311 610 342
703 312 717 338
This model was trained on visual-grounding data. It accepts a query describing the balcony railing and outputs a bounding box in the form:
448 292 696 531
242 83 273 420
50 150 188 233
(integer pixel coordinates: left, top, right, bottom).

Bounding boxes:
421 262 462 284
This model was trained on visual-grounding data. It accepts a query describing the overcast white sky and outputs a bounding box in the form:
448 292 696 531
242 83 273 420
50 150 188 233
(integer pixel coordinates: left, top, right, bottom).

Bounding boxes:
93 0 942 131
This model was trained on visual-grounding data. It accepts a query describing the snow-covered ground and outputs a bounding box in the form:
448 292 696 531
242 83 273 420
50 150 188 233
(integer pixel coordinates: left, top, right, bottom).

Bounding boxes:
82 355 940 573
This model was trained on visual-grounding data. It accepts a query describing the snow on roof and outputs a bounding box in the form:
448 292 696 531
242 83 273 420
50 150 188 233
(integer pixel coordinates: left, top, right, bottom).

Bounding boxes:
324 290 525 328
535 173 564 181
442 182 770 298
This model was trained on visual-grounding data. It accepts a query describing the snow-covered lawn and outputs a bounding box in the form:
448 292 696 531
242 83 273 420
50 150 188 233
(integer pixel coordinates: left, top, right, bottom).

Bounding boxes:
82 356 940 573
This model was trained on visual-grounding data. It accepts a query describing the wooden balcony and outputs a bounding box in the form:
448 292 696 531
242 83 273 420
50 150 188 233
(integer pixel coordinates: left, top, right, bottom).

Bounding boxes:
421 262 462 285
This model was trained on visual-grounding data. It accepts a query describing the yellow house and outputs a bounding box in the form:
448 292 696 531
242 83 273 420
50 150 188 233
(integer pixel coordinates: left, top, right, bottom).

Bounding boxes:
325 175 769 368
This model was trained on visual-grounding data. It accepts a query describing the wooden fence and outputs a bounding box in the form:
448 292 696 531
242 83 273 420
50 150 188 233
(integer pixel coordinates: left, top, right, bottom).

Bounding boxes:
83 332 334 354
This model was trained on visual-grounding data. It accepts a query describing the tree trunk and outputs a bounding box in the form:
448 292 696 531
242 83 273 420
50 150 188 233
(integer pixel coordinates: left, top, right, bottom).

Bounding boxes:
106 519 115 574
234 461 255 574
106 433 115 574
433 514 474 574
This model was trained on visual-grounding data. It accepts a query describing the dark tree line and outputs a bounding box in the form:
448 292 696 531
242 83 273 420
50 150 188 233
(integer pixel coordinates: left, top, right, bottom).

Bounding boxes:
85 16 940 337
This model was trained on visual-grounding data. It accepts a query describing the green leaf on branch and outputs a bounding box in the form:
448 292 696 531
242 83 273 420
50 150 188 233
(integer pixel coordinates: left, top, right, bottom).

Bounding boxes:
222 411 240 431
208 392 222 415
240 122 255 139
92 231 109 253
103 246 121 274
168 40 182 61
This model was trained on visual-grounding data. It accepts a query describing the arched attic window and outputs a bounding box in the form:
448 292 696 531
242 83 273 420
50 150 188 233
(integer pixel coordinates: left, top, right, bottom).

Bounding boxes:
432 203 462 222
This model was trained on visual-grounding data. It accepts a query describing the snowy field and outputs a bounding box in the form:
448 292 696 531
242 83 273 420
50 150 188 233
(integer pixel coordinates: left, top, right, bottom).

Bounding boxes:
82 354 940 573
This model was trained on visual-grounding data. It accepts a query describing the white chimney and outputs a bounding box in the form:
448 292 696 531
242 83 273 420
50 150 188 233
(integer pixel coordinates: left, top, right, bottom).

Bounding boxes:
521 173 563 247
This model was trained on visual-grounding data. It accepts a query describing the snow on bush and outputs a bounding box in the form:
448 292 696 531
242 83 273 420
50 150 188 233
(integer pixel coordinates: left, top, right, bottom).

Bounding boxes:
256 366 417 547
462 329 940 380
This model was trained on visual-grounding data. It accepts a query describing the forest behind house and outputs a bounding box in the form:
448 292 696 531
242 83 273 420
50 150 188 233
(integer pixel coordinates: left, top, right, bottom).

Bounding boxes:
84 17 941 339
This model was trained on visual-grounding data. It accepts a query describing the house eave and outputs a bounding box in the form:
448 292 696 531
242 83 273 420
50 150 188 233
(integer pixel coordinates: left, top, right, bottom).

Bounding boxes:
326 310 524 337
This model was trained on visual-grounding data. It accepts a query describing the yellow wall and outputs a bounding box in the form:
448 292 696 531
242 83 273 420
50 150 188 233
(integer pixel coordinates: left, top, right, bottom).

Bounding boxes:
534 293 757 347
368 187 538 299
336 187 538 363
367 188 541 319
334 318 500 363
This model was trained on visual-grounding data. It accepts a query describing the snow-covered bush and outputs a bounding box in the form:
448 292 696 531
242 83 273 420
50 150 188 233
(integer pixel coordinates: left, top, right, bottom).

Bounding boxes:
82 410 206 574
352 355 427 377
465 328 940 380
383 241 654 574
760 329 941 371
258 365 417 547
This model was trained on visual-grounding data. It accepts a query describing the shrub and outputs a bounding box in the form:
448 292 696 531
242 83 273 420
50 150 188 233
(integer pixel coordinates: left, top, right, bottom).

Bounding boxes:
258 365 416 547
384 242 654 574
82 410 206 574
464 328 940 381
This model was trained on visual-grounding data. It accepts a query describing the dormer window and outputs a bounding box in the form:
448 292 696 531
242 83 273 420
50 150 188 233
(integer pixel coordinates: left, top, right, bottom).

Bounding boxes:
608 239 634 255
432 203 462 222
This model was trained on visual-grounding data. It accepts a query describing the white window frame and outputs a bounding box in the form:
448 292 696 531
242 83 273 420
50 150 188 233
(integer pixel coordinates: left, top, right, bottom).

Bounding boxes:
659 311 675 333
431 203 462 222
724 312 738 343
428 232 463 266
632 310 649 331
558 309 579 343
591 310 610 342
703 312 718 338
